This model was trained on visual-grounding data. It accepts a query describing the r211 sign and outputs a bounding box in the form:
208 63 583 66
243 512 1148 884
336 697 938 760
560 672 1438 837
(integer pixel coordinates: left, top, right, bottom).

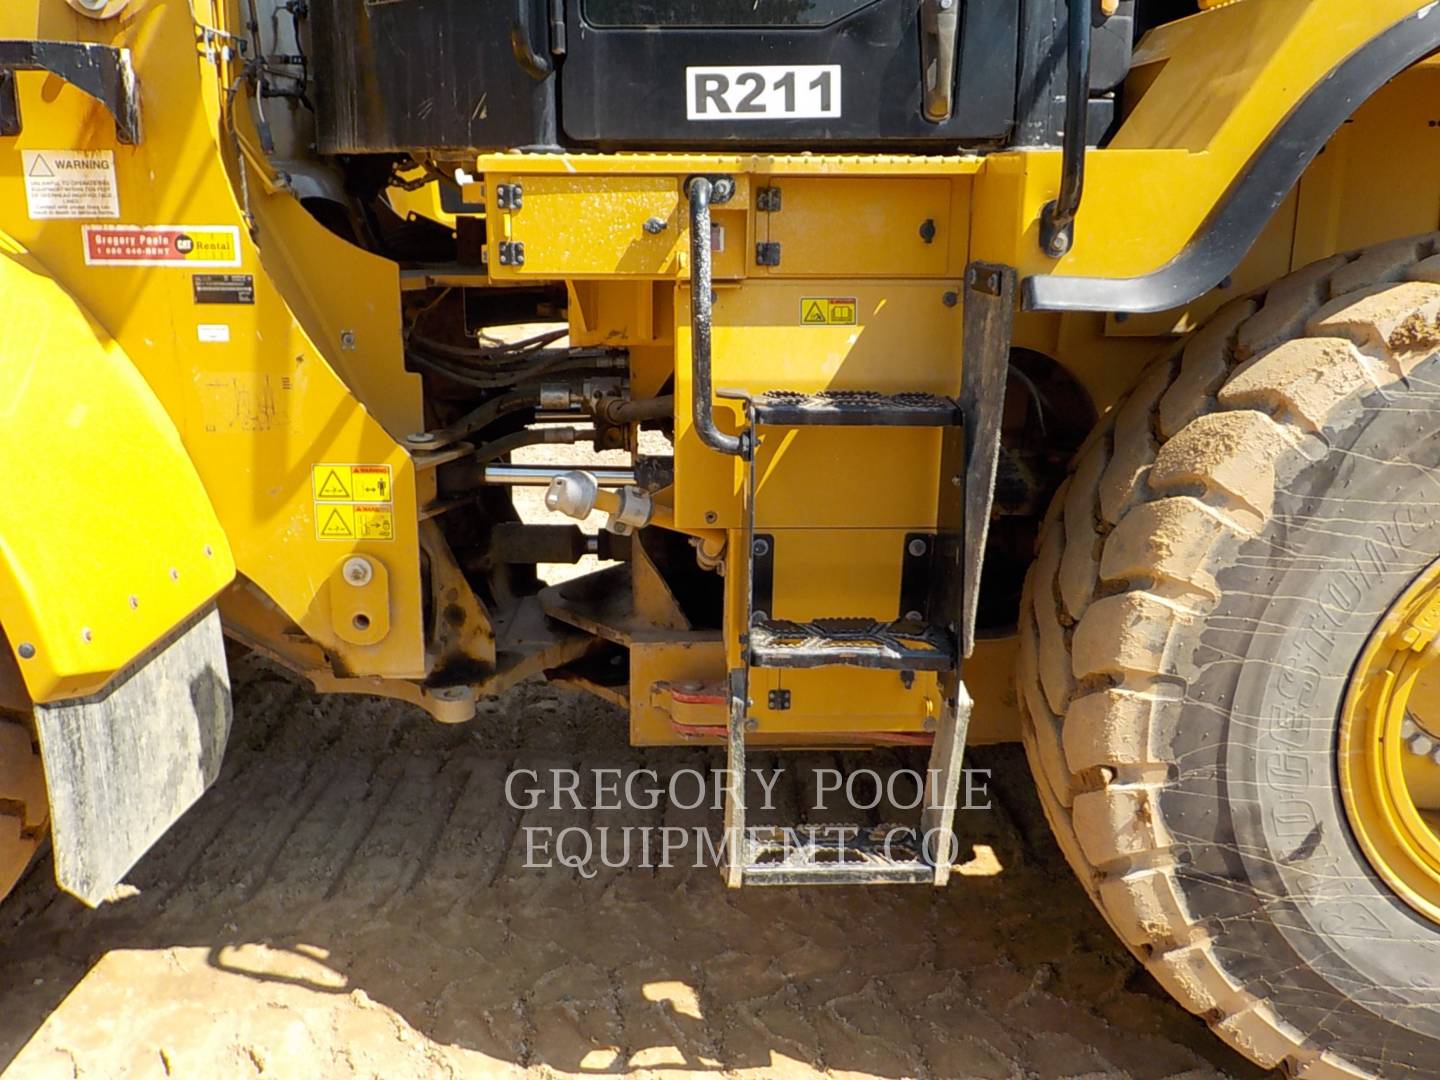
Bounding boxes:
686 65 842 120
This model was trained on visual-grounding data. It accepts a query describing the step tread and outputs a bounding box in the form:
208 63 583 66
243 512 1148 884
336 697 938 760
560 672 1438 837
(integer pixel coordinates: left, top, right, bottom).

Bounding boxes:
740 823 932 886
749 617 954 671
748 390 959 427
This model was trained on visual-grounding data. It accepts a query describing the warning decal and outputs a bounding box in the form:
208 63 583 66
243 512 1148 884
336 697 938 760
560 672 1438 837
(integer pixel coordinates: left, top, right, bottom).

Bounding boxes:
312 464 395 541
312 464 393 503
316 504 394 541
800 297 857 326
82 225 241 267
22 150 120 220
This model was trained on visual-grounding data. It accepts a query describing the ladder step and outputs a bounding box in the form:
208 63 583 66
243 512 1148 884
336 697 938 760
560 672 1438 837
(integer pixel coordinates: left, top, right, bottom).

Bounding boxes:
740 824 933 886
748 390 959 427
749 617 955 671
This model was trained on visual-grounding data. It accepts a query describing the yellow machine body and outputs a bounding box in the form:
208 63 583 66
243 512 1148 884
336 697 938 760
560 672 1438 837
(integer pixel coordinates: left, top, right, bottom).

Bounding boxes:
0 243 233 701
1 0 1438 746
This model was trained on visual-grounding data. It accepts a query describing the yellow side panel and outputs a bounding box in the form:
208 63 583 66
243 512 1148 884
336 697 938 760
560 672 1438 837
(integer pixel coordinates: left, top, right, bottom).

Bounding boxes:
491 173 747 280
0 246 234 702
762 178 955 278
673 280 963 531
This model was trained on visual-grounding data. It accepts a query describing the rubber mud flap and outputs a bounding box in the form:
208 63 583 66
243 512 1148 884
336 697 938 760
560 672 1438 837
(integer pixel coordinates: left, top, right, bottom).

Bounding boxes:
34 606 231 906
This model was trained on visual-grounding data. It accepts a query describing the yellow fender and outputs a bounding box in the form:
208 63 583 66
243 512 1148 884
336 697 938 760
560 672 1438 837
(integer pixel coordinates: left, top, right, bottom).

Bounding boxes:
0 236 234 703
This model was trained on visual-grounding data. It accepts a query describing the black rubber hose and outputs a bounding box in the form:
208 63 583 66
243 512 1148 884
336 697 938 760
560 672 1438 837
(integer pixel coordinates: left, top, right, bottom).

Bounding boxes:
600 395 674 423
424 388 543 448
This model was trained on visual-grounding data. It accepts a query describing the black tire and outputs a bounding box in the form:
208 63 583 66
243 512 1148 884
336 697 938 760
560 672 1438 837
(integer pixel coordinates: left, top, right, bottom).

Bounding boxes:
1019 233 1440 1079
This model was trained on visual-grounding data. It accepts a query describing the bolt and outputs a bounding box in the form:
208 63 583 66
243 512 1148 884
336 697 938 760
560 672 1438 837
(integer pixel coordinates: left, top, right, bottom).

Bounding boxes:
938 0 954 8
923 716 938 732
753 610 769 622
950 474 963 487
704 511 718 524
1048 230 1072 257
908 537 927 557
905 610 924 622
170 568 180 581
918 218 937 244
643 216 667 234
406 431 438 445
744 717 759 732
753 538 770 557
129 595 140 609
942 290 958 308
203 544 214 557
343 556 374 587
340 330 357 350
81 627 93 643
17 643 35 660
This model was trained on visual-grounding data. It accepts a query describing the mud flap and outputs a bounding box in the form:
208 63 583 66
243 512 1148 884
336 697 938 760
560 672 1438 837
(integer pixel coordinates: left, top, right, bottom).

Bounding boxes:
33 606 231 906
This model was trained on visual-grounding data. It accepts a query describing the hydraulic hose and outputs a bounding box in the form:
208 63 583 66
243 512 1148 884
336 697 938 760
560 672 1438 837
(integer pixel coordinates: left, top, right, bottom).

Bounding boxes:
598 395 674 424
413 388 543 449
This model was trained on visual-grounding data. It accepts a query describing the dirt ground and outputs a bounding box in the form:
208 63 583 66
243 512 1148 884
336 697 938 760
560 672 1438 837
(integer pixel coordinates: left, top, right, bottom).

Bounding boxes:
0 648 1277 1080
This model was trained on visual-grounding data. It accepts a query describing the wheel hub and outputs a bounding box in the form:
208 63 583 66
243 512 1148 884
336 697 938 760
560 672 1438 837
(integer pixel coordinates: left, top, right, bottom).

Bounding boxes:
1340 563 1440 926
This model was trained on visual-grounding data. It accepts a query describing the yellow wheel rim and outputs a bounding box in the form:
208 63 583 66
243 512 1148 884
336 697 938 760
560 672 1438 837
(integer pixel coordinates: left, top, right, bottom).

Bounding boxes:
1341 561 1440 926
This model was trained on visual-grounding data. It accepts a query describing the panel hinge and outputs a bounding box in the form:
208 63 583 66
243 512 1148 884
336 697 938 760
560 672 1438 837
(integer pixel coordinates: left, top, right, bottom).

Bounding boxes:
498 240 526 266
494 182 523 211
756 186 782 213
755 241 782 267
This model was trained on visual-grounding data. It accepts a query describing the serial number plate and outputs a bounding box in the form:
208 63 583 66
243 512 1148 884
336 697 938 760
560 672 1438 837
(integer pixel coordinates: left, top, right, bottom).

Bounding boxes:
686 65 841 121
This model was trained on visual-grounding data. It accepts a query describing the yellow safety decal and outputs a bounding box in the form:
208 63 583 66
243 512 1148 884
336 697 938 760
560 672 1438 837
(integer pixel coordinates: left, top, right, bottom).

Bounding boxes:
312 464 393 503
312 464 395 541
315 504 395 542
799 297 857 325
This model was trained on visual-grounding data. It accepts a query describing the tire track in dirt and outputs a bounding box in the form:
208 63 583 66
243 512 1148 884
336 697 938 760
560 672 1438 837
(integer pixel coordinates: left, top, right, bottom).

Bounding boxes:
0 652 1277 1079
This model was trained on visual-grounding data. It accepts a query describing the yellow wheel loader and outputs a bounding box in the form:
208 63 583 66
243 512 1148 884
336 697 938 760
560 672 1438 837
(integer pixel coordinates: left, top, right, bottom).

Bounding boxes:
5 0 1440 1073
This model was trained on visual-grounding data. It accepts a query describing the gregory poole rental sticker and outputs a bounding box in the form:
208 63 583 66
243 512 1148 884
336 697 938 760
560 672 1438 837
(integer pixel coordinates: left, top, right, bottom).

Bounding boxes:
82 225 242 267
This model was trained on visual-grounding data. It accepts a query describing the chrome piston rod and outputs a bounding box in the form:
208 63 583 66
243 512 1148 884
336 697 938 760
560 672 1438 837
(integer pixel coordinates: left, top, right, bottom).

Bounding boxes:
482 464 636 487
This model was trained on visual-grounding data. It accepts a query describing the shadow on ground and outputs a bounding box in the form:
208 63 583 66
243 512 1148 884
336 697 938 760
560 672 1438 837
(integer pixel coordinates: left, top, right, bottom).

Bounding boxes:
0 652 1274 1079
